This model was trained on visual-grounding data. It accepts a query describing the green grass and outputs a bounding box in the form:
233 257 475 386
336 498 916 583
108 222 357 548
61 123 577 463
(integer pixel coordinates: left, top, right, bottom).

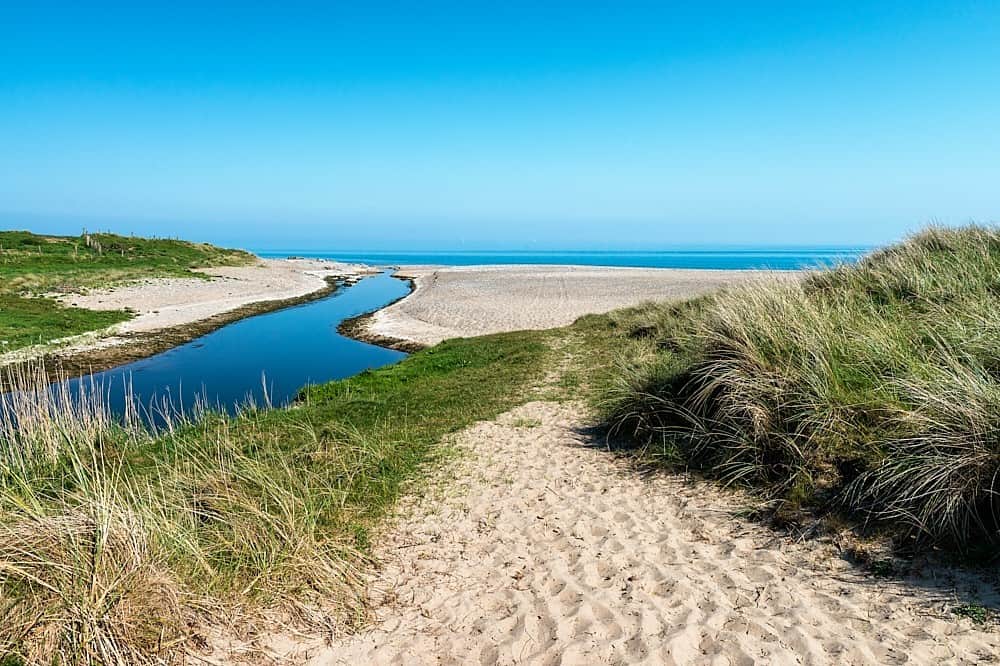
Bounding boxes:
0 294 131 350
0 230 254 351
0 230 253 293
601 225 1000 553
0 331 551 663
952 603 993 625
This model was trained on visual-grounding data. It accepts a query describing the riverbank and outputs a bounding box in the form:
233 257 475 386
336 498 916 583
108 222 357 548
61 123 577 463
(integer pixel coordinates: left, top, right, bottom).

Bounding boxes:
1 258 379 378
355 264 763 349
0 324 555 665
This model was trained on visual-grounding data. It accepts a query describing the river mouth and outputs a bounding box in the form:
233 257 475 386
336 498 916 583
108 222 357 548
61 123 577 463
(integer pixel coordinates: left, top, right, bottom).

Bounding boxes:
58 270 410 420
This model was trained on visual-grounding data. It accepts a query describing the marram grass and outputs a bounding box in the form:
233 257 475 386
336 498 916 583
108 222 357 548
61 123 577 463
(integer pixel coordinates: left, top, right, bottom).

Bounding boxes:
602 225 1000 553
0 365 369 665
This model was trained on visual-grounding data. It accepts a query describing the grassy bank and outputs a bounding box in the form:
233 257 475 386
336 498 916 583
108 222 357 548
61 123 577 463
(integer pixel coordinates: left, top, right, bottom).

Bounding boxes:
0 331 550 664
602 226 1000 554
0 230 253 351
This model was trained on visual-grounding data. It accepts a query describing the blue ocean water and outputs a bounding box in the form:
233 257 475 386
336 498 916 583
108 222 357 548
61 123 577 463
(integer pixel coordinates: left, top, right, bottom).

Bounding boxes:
257 248 869 271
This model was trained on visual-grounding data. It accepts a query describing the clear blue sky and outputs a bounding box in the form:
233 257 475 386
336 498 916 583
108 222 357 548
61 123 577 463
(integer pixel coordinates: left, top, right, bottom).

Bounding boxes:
2 2 998 250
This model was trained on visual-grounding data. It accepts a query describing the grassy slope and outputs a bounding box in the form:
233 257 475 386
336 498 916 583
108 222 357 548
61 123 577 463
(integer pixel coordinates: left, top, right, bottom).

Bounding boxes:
0 331 552 664
0 230 253 350
602 226 1000 553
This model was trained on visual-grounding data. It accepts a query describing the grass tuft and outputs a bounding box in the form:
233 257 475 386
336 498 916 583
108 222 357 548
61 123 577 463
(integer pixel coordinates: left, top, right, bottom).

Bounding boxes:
0 330 550 661
602 225 1000 552
951 603 992 625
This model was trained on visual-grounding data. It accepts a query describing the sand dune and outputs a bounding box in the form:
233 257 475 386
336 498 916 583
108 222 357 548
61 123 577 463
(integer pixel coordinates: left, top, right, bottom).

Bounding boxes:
271 400 999 664
365 265 759 346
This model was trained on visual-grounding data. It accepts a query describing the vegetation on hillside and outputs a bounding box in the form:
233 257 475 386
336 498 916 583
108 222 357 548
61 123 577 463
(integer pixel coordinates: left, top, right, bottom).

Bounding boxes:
602 225 1000 553
0 332 549 664
0 230 254 351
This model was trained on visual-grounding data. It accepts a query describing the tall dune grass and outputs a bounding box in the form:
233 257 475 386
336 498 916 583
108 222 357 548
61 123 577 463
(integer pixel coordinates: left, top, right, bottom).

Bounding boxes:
0 365 370 664
0 330 551 662
603 226 1000 552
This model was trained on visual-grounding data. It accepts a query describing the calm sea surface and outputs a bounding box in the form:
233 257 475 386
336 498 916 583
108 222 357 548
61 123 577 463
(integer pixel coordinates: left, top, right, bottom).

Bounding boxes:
257 248 869 271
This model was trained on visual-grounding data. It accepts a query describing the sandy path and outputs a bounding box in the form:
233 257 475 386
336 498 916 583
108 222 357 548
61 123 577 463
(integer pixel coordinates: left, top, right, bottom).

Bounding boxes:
365 265 760 346
299 401 999 665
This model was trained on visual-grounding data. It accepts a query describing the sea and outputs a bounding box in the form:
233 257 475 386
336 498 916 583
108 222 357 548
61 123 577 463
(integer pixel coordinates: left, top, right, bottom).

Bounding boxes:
255 248 869 271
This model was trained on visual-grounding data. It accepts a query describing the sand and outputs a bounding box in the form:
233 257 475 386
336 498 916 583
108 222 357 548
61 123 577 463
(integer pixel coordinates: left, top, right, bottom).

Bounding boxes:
285 400 999 665
364 265 760 347
58 258 375 334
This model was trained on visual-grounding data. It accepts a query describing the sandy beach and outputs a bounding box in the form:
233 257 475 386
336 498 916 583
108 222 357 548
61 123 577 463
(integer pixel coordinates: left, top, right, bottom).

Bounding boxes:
6 261 758 367
362 265 760 347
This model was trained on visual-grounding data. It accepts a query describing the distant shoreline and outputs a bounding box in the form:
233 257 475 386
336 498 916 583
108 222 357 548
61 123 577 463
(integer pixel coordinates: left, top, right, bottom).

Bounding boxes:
2 254 794 382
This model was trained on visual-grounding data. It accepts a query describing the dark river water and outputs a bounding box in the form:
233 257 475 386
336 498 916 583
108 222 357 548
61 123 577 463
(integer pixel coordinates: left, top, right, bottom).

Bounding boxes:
66 270 409 420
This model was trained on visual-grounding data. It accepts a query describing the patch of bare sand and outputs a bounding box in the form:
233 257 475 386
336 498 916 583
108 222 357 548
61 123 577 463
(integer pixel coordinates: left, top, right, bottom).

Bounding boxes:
59 258 376 334
278 401 999 665
365 265 763 347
